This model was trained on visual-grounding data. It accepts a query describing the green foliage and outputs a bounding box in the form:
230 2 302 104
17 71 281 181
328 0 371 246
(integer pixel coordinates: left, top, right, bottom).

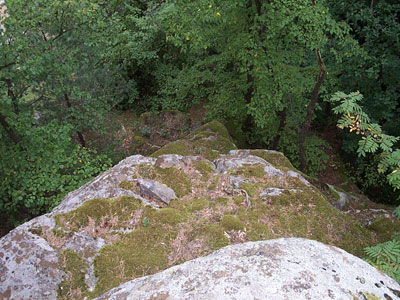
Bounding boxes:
328 0 400 137
156 0 350 135
329 91 400 191
0 122 111 225
394 207 400 219
142 218 151 227
364 233 400 283
0 0 137 225
278 131 330 176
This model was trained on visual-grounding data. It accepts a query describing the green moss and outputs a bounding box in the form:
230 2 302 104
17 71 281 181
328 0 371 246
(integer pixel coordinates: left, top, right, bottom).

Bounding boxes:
194 161 215 181
150 140 192 157
149 121 236 160
239 182 258 197
361 293 382 300
247 222 273 241
198 224 229 250
92 225 176 298
252 150 294 169
190 137 236 160
137 165 192 198
131 135 146 153
220 214 245 231
58 250 88 299
145 207 188 226
170 198 209 213
216 197 229 205
328 186 341 201
208 177 219 190
55 196 143 230
230 164 265 178
368 217 400 242
118 180 134 190
158 167 192 198
191 120 231 139
233 196 245 205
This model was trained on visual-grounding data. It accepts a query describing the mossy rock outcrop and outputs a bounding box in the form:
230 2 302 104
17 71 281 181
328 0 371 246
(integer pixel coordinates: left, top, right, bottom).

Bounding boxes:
0 121 396 299
150 120 237 160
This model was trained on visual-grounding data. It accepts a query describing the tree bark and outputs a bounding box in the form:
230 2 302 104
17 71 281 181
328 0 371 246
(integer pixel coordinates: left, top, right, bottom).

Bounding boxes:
272 109 286 149
64 93 86 148
0 111 20 144
298 49 326 171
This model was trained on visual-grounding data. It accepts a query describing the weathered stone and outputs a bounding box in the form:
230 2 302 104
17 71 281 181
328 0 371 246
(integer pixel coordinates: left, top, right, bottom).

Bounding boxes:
95 238 400 300
259 187 285 197
0 229 64 300
287 170 311 187
135 179 177 205
327 184 349 210
51 155 157 215
214 152 283 177
155 154 185 168
229 176 249 189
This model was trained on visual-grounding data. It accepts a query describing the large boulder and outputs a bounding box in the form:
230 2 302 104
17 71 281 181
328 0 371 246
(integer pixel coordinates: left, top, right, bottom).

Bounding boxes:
0 121 395 299
95 238 400 300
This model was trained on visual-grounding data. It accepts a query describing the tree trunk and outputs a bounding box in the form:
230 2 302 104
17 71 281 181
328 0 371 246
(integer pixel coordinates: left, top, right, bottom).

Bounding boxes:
64 93 86 148
272 109 286 149
298 49 326 171
0 111 20 144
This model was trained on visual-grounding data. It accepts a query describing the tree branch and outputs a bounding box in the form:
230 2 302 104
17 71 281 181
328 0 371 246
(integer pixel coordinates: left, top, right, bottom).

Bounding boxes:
0 62 15 71
298 49 326 171
0 111 20 144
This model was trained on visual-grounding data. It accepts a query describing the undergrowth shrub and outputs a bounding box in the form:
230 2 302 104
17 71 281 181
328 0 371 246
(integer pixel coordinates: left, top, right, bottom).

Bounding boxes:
364 232 400 283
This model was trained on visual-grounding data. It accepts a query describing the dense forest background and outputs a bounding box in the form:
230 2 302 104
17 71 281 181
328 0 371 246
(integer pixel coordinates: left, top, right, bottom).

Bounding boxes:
1 0 400 259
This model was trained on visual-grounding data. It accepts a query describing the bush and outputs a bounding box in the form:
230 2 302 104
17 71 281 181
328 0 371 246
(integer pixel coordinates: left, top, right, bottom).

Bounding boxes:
0 122 112 225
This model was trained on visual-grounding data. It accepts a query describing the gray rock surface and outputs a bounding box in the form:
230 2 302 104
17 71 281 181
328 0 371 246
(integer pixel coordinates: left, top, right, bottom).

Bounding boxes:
287 170 311 187
135 179 177 205
0 154 159 300
95 238 400 300
327 184 349 210
259 187 285 197
214 152 284 177
51 155 157 215
0 229 64 300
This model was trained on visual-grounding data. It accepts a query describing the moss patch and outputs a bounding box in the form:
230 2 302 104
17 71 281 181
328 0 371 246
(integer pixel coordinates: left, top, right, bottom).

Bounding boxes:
55 196 143 231
58 250 88 299
191 120 232 139
194 160 215 181
151 120 237 160
92 226 176 297
118 180 135 190
144 207 188 226
208 177 219 190
150 140 193 157
220 214 245 231
251 150 294 170
368 217 400 242
170 198 209 213
230 164 265 178
137 165 192 198
195 224 230 250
